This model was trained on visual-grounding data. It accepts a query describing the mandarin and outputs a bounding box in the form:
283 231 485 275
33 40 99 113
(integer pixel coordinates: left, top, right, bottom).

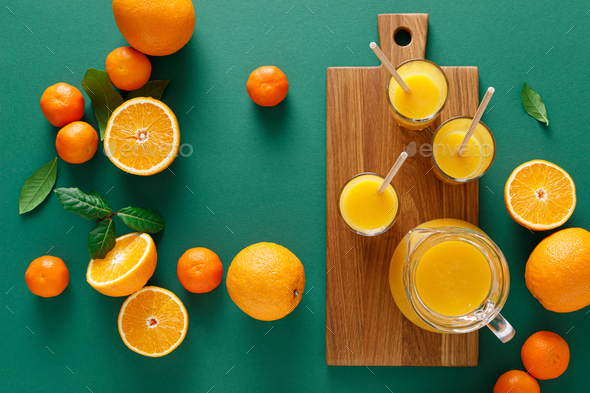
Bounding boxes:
25 256 69 297
246 66 289 107
40 83 85 127
56 121 98 164
522 331 570 380
106 46 152 91
177 248 223 293
493 370 540 393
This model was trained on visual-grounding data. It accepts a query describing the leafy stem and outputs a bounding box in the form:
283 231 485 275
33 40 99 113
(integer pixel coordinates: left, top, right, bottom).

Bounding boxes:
97 212 118 223
54 187 164 259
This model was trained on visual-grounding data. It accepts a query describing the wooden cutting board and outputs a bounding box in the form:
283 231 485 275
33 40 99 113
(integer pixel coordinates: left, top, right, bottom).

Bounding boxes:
326 13 480 366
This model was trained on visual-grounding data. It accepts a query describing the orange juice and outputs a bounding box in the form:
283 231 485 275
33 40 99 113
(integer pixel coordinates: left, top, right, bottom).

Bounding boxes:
391 73 442 119
389 219 514 340
416 240 491 316
434 131 483 179
389 219 491 331
386 59 448 130
338 173 399 235
432 117 495 183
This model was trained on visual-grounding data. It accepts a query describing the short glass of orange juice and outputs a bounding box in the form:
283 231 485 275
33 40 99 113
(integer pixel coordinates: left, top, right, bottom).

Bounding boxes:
386 59 449 131
389 219 514 343
431 116 496 184
338 172 400 236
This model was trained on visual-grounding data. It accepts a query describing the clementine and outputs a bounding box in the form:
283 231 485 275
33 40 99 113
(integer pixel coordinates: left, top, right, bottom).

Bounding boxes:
106 46 152 91
246 66 289 107
56 121 98 164
112 0 195 56
493 370 540 393
25 256 69 297
522 331 570 380
177 248 223 293
40 83 85 127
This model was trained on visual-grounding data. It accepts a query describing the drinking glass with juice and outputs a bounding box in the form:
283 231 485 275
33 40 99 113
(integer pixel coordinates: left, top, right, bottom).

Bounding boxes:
338 173 400 236
431 117 496 184
386 59 449 131
389 218 514 343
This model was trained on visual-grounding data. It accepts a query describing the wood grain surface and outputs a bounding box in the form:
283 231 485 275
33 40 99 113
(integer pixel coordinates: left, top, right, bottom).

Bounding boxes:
326 14 480 366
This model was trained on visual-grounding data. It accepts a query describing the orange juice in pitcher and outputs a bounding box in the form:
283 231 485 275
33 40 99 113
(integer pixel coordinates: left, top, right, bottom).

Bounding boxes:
389 219 514 342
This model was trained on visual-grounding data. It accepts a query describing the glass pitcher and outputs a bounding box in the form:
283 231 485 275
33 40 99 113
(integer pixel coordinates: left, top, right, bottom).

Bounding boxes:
389 218 514 343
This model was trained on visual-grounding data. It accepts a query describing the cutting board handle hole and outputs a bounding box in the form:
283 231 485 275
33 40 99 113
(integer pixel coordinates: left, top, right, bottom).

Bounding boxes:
394 28 412 47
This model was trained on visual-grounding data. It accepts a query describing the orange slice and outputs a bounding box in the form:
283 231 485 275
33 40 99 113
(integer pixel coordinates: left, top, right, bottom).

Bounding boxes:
104 97 180 176
87 232 157 297
504 160 576 231
118 286 188 357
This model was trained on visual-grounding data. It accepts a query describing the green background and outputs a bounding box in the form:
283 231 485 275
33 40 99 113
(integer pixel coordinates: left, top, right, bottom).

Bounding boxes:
2 0 589 391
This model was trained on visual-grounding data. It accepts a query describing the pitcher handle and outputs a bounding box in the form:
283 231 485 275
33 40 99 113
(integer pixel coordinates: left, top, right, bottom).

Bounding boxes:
487 313 515 343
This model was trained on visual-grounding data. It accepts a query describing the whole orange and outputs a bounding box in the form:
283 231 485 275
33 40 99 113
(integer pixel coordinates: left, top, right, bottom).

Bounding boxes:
112 0 195 56
25 256 69 298
177 248 223 293
246 66 289 107
493 370 540 393
56 121 98 164
40 83 85 127
106 46 152 91
526 227 590 312
226 242 305 321
522 331 570 380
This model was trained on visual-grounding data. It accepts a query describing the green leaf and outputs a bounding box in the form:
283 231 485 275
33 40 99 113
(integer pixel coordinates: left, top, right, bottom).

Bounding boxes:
88 219 117 259
89 191 111 211
117 206 165 233
126 80 170 100
81 68 124 140
521 82 549 125
19 158 58 214
54 188 111 220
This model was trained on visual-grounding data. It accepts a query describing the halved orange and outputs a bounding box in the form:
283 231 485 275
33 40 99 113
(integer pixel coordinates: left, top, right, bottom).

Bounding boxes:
104 97 180 176
118 286 188 357
505 160 576 231
87 232 157 297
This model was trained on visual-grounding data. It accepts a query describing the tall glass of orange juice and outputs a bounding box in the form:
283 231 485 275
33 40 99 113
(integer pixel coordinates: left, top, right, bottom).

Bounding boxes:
386 59 449 131
338 172 400 236
432 117 496 184
389 218 514 342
